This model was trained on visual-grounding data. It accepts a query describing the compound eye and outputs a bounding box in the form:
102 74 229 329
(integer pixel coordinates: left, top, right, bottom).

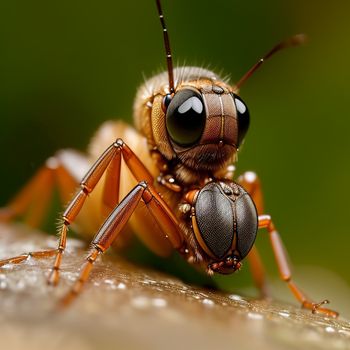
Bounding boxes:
166 89 206 147
233 94 250 147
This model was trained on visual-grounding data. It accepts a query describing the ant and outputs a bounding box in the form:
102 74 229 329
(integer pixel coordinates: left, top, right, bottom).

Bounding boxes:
0 0 338 317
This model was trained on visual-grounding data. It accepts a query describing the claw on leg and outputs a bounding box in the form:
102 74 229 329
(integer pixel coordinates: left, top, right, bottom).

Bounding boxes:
310 299 329 313
301 299 338 318
258 215 339 318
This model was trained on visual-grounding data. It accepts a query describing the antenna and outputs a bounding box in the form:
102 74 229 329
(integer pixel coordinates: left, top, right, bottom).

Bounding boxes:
235 34 307 90
155 0 175 94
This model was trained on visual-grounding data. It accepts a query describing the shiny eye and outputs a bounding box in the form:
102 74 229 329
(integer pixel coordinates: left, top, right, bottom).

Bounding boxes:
233 94 250 147
165 89 206 147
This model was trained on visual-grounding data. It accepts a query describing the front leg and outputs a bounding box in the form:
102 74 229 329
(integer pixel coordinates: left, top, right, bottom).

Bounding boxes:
49 139 155 285
0 139 155 286
59 181 183 307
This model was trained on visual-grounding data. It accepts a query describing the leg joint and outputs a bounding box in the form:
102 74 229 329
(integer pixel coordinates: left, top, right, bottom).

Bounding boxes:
258 214 272 229
114 138 124 149
139 180 148 188
141 185 153 204
80 184 90 194
45 157 60 170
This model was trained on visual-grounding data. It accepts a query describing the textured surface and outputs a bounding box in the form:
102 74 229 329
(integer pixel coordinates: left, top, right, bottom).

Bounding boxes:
196 183 233 258
235 192 258 259
0 223 350 350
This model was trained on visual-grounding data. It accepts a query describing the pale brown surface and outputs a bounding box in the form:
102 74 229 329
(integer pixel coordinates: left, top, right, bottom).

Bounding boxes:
0 223 349 350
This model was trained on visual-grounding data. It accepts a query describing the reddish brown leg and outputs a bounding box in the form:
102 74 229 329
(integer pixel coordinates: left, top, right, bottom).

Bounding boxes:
48 138 155 286
0 140 154 284
0 166 55 225
238 171 269 297
258 214 338 318
0 249 58 267
101 150 121 216
59 181 183 308
0 153 80 267
0 151 86 225
246 246 269 297
238 171 264 214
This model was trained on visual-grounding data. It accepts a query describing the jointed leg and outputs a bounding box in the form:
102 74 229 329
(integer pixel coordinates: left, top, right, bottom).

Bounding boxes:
0 140 155 286
246 246 270 298
0 152 81 267
258 215 338 317
48 139 155 285
59 181 183 308
0 249 58 267
0 151 86 226
238 171 269 297
0 166 55 226
238 171 264 214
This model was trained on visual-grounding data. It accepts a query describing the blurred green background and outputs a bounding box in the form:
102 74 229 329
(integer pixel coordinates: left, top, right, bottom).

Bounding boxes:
0 0 349 298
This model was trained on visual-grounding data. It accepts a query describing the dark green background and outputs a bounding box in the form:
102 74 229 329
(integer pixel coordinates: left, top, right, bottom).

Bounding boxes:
0 1 349 293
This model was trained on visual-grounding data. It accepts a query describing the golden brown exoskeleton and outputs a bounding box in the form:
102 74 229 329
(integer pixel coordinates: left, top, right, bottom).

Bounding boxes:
0 0 338 317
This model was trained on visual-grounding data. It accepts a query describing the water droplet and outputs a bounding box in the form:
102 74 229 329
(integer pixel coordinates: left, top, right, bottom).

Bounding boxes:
325 326 335 333
16 280 25 290
131 296 150 309
0 280 7 289
143 278 156 285
66 273 78 281
278 311 290 318
152 298 167 308
202 298 214 307
247 312 263 320
117 282 126 290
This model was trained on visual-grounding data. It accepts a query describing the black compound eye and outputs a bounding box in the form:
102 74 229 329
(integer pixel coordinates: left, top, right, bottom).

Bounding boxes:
166 89 206 147
233 94 250 147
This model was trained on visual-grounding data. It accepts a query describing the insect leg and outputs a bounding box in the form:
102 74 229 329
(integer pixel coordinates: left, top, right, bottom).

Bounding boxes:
48 144 121 285
59 181 183 307
258 214 338 317
237 171 269 297
49 138 155 286
0 151 83 267
0 151 85 226
0 166 55 227
237 171 264 214
0 250 58 267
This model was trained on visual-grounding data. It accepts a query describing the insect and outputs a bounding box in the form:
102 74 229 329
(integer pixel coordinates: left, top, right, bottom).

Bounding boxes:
0 0 338 317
